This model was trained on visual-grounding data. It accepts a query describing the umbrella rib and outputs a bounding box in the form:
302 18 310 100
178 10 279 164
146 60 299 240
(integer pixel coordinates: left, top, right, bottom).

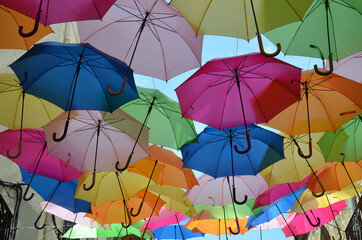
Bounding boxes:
328 5 340 61
38 98 58 126
284 0 306 20
115 5 144 21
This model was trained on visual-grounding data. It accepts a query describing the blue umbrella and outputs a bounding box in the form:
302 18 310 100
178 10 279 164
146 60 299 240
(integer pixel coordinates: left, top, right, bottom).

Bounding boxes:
152 221 204 240
19 167 91 230
10 41 138 142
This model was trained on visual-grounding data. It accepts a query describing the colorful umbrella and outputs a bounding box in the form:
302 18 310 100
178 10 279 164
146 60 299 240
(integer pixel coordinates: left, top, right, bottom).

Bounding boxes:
140 208 188 231
325 51 362 83
152 222 205 240
1 0 115 37
10 41 138 142
0 5 52 49
78 0 203 94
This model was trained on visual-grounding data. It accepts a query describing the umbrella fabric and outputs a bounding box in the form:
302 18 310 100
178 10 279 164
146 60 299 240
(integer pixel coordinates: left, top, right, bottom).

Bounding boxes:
249 215 286 230
77 0 203 81
120 87 198 150
181 125 284 177
184 218 248 235
141 208 188 231
264 70 362 136
260 133 327 185
10 41 138 112
282 200 346 237
40 202 101 229
152 223 205 240
306 161 362 194
253 177 309 209
1 0 115 25
0 6 52 49
19 167 91 213
43 110 149 172
318 116 361 162
170 0 313 40
0 73 62 130
176 53 301 129
0 129 81 182
264 0 362 61
325 51 362 83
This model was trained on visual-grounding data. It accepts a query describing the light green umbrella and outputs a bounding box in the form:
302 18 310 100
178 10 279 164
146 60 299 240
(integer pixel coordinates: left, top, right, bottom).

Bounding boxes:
318 115 361 162
120 87 198 150
264 0 362 75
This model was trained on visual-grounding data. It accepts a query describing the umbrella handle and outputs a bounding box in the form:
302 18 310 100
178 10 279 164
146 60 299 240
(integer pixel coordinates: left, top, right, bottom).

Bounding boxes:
257 34 281 58
234 132 251 154
233 186 248 205
34 212 45 230
297 140 312 159
130 200 144 217
115 154 133 171
121 207 132 228
332 227 342 240
18 10 41 38
52 119 70 142
83 171 96 191
310 45 333 76
107 75 128 96
305 213 321 227
229 218 240 235
6 139 22 159
311 176 326 198
23 185 34 201
141 229 153 240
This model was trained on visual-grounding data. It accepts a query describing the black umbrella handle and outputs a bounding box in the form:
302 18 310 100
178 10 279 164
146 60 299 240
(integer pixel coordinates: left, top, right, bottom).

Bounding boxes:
305 212 321 227
233 186 248 205
229 218 240 235
83 171 96 191
19 10 41 37
34 212 46 230
53 119 70 142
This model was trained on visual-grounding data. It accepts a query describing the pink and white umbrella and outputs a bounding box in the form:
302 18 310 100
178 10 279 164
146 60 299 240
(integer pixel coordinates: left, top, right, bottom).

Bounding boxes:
326 51 362 83
141 207 188 231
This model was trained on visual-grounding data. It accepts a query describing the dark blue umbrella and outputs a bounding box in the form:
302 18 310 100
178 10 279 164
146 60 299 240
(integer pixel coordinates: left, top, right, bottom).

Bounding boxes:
152 221 204 240
19 167 91 230
10 41 138 142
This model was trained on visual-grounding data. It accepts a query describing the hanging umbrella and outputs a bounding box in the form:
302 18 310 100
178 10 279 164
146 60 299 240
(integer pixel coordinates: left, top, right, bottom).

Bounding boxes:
0 5 52 49
170 0 313 57
10 41 138 143
77 0 203 95
325 51 362 83
1 0 115 37
43 110 149 190
0 129 81 201
318 115 361 163
264 0 362 75
152 222 205 240
140 208 188 231
0 73 62 158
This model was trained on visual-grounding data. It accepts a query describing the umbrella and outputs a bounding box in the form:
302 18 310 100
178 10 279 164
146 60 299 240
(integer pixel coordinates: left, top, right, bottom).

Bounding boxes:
318 115 361 163
140 208 188 231
175 53 301 140
10 41 138 142
0 129 81 201
0 73 62 158
0 5 52 49
264 0 362 75
43 110 149 189
77 0 203 95
170 0 313 57
325 51 362 83
120 87 198 150
184 218 249 236
1 0 115 37
152 222 205 240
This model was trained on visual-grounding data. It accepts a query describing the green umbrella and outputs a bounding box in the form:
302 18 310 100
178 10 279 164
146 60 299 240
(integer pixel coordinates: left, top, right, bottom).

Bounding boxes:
264 0 362 75
120 87 198 150
63 221 153 239
318 115 361 163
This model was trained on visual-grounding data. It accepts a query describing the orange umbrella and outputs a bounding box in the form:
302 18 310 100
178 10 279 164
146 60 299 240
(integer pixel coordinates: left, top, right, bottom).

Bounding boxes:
185 218 249 236
0 5 52 49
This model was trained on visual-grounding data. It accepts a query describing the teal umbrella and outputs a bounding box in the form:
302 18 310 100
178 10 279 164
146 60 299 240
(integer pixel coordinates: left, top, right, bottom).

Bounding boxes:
318 115 361 162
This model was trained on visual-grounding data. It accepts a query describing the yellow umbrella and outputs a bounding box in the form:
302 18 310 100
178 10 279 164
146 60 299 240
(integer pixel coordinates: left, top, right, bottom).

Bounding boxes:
184 218 249 235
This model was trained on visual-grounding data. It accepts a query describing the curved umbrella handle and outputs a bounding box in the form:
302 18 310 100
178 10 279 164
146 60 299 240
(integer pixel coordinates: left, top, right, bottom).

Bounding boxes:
229 218 240 235
107 75 128 96
115 153 133 171
121 208 132 229
234 132 251 154
332 227 342 240
305 213 321 227
18 10 41 37
233 186 247 205
141 229 153 240
311 176 326 198
310 45 333 76
83 171 96 191
6 139 22 159
130 200 144 217
53 119 70 142
257 34 281 58
23 185 34 201
297 140 312 159
34 212 45 230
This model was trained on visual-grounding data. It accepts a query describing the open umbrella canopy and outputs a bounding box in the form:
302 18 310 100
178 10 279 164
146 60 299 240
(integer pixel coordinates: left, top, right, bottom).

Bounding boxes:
185 217 249 235
325 51 362 83
141 208 189 231
152 222 205 240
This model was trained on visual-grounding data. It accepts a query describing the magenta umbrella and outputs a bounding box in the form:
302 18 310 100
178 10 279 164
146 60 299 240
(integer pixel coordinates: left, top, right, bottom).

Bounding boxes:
0 129 81 201
282 200 346 238
176 52 300 153
140 207 188 231
77 0 203 95
1 0 116 37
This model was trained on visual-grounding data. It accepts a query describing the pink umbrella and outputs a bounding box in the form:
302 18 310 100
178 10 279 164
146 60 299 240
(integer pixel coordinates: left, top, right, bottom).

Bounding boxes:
176 53 300 153
253 176 309 209
1 0 116 37
0 129 81 201
282 200 346 237
140 207 188 231
78 0 203 95
326 51 362 83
